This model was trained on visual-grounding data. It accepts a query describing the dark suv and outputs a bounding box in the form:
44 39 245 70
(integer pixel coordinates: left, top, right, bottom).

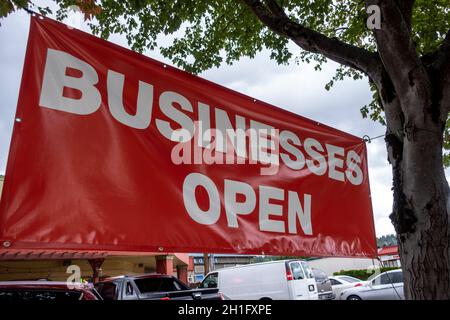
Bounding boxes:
95 274 223 300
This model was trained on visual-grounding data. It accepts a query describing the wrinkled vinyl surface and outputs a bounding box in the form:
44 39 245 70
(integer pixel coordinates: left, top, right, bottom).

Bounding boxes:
0 16 377 258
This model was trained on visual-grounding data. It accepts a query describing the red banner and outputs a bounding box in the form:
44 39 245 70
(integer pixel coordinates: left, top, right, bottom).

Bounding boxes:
0 16 377 257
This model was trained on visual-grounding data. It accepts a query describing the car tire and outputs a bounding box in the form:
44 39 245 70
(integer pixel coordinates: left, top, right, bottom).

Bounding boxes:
347 295 362 301
259 297 272 301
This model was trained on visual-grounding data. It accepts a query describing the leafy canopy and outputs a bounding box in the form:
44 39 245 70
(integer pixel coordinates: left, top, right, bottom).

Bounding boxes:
2 0 450 161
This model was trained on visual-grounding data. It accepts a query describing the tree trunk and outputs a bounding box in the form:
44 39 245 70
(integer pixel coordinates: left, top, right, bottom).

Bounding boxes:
385 93 450 299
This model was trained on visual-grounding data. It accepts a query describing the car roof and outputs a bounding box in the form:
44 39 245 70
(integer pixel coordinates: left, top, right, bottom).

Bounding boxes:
331 275 364 282
0 281 92 290
99 273 173 283
206 259 306 274
367 269 402 281
374 269 402 275
334 275 361 279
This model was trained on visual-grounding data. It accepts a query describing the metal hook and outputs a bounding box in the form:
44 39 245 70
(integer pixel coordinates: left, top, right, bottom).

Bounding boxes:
363 135 372 143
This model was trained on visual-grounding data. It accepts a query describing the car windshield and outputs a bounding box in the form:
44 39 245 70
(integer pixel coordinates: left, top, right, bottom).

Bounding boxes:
134 277 189 293
367 273 377 282
367 271 385 282
95 282 118 300
338 276 360 283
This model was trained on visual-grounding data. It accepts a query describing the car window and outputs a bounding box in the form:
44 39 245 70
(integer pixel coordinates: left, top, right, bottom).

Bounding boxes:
199 273 218 288
300 261 314 279
0 289 82 301
391 271 403 284
381 273 394 285
373 273 393 286
290 262 305 280
330 279 342 286
134 277 185 293
95 281 118 300
123 281 138 299
173 278 190 290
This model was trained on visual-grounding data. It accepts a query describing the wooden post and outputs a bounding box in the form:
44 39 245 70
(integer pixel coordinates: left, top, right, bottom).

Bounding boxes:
88 258 105 284
203 253 209 276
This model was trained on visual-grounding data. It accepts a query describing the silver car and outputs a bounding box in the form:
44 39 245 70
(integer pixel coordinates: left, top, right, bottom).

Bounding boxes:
340 269 404 300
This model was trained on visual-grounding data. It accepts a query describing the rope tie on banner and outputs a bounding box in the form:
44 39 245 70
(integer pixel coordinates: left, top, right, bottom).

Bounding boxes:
363 126 442 144
363 134 385 143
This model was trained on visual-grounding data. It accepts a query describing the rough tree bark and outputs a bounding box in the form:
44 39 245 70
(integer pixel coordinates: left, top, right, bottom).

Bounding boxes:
243 0 450 299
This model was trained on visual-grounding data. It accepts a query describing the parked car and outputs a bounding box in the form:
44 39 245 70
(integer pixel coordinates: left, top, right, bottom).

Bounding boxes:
339 269 404 300
328 275 365 299
199 259 318 300
95 274 223 300
312 268 335 300
0 281 102 301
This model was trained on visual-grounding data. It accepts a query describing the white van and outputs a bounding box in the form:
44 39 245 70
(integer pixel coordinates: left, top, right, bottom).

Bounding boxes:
199 259 319 300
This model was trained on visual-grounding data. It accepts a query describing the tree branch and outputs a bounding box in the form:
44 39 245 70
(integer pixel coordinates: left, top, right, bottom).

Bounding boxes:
265 0 285 17
242 0 381 79
422 29 450 116
368 65 405 147
364 0 430 111
397 0 415 31
437 29 450 114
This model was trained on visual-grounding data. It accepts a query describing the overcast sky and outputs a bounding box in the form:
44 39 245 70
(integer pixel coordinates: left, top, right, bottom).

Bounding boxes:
0 5 399 236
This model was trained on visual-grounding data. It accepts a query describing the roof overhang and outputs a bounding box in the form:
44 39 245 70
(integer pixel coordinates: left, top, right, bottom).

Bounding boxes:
0 249 190 265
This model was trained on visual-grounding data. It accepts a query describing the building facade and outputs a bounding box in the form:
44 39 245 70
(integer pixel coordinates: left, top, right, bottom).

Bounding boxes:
191 254 255 283
378 245 401 268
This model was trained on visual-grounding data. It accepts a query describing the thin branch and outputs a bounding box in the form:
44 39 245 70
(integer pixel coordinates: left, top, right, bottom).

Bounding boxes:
242 0 381 79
